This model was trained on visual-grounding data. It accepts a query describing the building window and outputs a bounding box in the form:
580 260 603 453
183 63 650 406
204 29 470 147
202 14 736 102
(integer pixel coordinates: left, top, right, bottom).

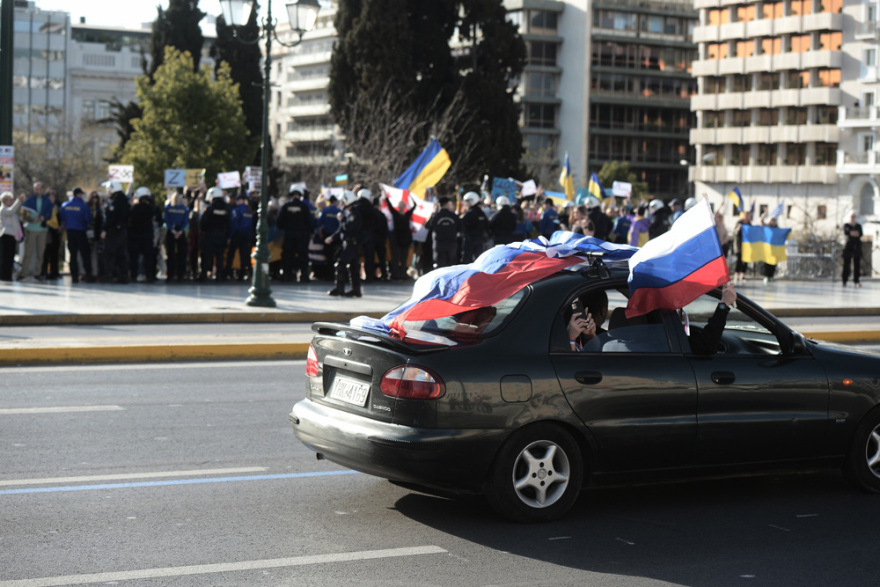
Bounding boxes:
707 43 728 60
731 144 750 165
737 5 756 22
82 100 96 120
642 15 664 34
786 107 808 125
708 8 729 25
819 32 842 51
95 101 110 121
736 40 754 58
758 108 779 126
788 34 810 53
817 205 827 220
788 71 809 89
785 143 806 165
758 72 780 90
732 110 751 127
732 74 751 92
763 2 784 19
866 48 877 67
816 0 843 14
757 144 777 165
703 111 723 128
528 10 557 35
528 41 557 66
815 106 838 124
761 37 782 55
594 10 637 32
790 0 813 16
817 69 841 87
814 143 836 165
704 76 724 94
525 104 555 129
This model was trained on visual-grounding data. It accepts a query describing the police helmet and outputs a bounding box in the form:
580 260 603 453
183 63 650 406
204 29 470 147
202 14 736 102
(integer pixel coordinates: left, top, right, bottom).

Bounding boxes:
101 179 124 195
135 186 152 200
584 195 601 209
207 186 225 201
463 191 481 206
684 197 697 211
357 188 372 201
340 190 357 207
288 184 302 197
496 196 510 207
649 198 665 212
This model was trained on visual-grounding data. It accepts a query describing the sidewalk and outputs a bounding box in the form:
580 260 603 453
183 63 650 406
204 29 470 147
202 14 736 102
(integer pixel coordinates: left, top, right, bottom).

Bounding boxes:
1 276 878 366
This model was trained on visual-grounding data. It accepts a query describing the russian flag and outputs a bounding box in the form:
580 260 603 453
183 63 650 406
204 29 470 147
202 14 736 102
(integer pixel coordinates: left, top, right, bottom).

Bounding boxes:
742 225 791 264
394 139 451 198
626 199 729 318
377 236 638 339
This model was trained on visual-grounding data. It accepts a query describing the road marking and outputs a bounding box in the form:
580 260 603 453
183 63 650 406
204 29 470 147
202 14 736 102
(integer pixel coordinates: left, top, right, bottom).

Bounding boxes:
0 467 268 487
0 405 124 415
0 545 448 586
0 470 359 495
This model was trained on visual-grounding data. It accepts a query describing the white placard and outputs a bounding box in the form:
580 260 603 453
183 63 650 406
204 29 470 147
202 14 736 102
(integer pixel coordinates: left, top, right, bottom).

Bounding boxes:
244 166 262 191
164 169 186 188
109 165 134 184
520 179 537 196
0 146 13 193
217 171 241 189
612 181 632 198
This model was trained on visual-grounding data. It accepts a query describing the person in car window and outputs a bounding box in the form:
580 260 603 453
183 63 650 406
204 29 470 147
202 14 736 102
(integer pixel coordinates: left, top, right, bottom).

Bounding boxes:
566 290 608 351
686 281 737 355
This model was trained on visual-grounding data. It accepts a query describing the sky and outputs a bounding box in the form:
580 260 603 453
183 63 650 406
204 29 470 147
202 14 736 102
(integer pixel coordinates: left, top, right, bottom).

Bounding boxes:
37 0 176 30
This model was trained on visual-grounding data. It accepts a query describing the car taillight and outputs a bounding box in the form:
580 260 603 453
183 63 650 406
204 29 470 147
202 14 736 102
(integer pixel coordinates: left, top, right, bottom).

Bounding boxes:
380 366 445 400
305 344 319 377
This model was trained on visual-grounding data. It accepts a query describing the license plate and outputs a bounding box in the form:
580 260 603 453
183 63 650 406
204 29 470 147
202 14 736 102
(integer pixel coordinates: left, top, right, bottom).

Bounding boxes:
329 376 370 407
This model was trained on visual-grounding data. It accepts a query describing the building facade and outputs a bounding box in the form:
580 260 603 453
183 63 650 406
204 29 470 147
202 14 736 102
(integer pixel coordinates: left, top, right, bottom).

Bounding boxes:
690 0 845 241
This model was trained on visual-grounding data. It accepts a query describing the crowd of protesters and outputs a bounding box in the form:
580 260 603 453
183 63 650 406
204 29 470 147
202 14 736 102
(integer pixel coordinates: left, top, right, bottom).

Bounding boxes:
0 178 865 289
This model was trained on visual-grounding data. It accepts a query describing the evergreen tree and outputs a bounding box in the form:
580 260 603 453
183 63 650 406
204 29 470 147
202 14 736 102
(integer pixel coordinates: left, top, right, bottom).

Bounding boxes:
148 0 206 78
211 8 264 166
329 0 524 184
121 47 256 193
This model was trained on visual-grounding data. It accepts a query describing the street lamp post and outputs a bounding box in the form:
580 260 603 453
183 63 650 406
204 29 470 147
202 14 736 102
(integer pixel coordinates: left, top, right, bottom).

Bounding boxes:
219 0 319 307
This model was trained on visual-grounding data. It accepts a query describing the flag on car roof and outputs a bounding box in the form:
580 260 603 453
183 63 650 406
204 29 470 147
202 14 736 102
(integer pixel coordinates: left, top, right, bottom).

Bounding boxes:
727 187 744 211
374 235 638 339
393 138 451 198
559 153 575 200
741 225 791 264
626 199 729 318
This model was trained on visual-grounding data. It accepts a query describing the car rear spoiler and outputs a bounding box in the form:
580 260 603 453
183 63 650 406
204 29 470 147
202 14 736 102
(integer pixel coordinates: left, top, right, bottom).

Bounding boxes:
311 322 451 354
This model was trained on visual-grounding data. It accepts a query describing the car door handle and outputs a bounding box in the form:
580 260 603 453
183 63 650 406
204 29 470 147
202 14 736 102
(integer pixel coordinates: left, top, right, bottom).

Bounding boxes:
575 371 603 385
711 371 735 385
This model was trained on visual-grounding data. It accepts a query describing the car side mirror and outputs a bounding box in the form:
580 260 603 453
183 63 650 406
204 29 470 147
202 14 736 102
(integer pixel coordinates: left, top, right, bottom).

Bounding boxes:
790 332 807 355
779 327 807 355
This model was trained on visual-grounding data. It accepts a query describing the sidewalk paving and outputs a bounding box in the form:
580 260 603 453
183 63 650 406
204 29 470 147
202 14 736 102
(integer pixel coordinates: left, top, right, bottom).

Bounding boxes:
1 276 878 366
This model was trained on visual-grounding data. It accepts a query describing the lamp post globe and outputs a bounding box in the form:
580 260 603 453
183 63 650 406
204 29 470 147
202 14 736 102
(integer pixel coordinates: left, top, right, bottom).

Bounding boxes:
217 0 319 307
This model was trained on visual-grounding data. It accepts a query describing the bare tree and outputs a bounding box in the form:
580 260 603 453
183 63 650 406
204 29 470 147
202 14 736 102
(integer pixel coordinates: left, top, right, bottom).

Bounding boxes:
13 120 107 195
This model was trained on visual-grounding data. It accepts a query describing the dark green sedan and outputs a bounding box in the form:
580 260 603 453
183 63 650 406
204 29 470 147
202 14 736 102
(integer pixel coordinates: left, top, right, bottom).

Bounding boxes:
290 266 880 522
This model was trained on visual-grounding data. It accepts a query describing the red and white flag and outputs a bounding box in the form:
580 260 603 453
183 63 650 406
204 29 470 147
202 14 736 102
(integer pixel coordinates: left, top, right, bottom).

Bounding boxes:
380 183 434 232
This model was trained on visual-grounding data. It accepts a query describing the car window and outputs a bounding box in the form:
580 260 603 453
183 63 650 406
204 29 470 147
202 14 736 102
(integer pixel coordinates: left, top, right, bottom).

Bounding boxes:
557 285 672 354
682 293 782 355
399 288 527 345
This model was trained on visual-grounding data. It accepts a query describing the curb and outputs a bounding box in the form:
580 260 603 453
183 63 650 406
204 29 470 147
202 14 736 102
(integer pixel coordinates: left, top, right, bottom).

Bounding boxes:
0 312 384 327
1 331 877 367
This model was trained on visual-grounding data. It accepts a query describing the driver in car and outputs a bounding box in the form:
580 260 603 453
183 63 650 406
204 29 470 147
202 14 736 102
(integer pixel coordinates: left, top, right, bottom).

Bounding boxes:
686 280 737 355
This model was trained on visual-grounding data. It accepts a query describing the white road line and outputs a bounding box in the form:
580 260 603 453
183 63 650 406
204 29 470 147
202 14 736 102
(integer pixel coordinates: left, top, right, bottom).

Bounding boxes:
0 405 125 415
0 467 268 487
0 546 448 586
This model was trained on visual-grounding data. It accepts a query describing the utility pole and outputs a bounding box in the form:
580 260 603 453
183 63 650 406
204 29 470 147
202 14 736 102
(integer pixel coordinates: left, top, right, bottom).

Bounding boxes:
0 0 13 145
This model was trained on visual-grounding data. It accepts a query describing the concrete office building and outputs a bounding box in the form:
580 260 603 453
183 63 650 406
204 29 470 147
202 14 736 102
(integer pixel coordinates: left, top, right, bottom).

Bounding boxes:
689 0 845 238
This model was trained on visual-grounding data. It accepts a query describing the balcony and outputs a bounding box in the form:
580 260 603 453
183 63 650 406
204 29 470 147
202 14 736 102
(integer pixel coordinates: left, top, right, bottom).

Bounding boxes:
717 92 744 110
772 52 802 71
837 149 880 175
286 77 329 92
798 124 838 143
769 125 800 142
772 89 801 108
718 22 746 42
803 12 842 33
718 57 745 75
800 87 840 106
856 21 880 41
801 50 841 70
744 55 772 74
838 105 880 129
692 25 719 44
285 103 331 118
744 90 772 109
691 60 719 77
774 15 803 36
769 166 796 182
743 126 770 143
716 127 744 144
746 19 773 38
690 128 716 144
691 94 718 111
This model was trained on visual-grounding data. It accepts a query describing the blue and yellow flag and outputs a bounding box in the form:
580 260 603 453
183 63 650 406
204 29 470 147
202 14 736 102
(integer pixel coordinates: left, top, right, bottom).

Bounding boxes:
588 172 612 206
727 187 744 211
741 225 791 264
559 153 575 200
394 139 451 198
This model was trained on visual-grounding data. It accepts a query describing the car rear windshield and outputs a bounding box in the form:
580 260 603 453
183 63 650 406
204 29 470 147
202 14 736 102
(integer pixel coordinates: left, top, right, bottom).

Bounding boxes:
399 289 527 345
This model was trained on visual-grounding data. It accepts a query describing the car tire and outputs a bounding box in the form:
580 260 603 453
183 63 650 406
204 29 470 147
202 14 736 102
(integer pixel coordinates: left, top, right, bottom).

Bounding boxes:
844 409 880 493
485 423 584 523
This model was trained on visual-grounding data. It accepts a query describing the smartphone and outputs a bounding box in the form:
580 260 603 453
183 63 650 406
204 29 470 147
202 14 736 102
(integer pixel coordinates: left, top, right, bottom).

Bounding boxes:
571 300 586 318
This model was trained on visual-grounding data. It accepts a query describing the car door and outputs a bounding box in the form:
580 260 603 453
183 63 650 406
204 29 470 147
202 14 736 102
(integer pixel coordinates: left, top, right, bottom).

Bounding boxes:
549 286 699 473
679 294 830 465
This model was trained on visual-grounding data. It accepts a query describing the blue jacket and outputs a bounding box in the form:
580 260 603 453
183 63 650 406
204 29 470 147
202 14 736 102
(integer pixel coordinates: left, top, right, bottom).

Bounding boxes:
164 204 189 232
538 208 559 237
317 205 340 236
23 194 53 231
60 196 93 231
229 203 254 237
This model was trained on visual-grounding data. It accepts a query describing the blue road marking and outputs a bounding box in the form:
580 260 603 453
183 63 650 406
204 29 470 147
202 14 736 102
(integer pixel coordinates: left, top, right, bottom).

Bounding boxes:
0 470 360 495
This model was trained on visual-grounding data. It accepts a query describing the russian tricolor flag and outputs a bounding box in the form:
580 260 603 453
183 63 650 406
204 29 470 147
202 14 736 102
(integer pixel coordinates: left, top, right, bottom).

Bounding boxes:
626 199 729 318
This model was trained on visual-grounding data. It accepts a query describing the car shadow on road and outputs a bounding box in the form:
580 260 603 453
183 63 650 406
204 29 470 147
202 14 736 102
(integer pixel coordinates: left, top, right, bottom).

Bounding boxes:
392 470 879 586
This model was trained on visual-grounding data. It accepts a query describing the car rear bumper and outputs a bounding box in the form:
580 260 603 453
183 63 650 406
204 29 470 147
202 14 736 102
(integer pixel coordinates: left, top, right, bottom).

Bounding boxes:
290 398 509 492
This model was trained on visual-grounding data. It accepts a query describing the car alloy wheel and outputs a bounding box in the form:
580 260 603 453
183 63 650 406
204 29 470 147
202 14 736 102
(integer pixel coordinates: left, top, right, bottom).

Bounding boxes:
486 423 584 523
845 409 880 493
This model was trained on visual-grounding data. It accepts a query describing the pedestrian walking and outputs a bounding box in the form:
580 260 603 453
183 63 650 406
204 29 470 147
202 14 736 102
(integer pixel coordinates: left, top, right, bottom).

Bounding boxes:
842 213 864 287
326 190 362 297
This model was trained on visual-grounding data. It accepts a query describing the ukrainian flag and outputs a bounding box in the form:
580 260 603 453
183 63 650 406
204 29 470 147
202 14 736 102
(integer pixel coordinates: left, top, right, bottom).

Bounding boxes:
560 153 575 200
727 187 744 211
394 139 451 198
588 172 611 206
741 225 791 264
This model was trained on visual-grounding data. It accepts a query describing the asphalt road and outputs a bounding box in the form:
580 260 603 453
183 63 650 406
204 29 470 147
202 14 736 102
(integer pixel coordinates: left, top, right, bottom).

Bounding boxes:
2 361 879 586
